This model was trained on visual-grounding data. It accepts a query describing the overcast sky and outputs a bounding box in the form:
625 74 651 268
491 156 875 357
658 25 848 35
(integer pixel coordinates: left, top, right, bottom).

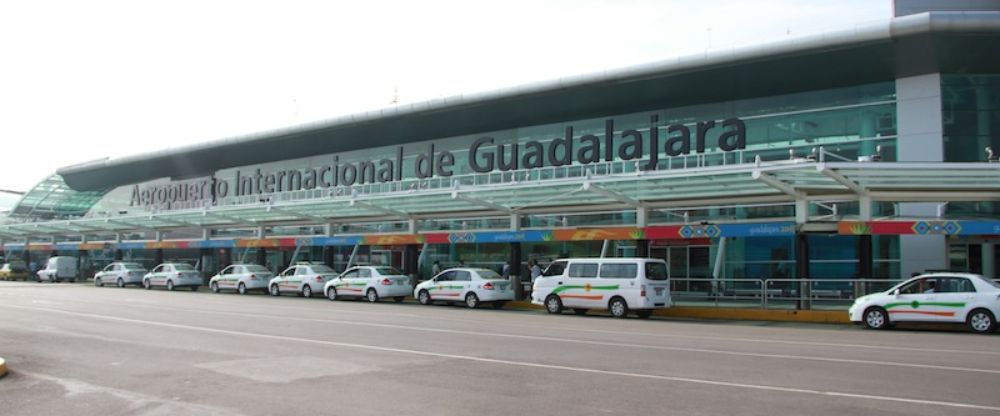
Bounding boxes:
0 0 892 208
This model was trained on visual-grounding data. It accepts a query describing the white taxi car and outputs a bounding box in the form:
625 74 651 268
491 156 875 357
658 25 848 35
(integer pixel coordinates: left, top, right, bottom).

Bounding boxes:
414 267 514 309
324 266 411 303
94 262 148 288
209 264 274 295
849 272 1000 333
143 262 202 291
269 263 337 298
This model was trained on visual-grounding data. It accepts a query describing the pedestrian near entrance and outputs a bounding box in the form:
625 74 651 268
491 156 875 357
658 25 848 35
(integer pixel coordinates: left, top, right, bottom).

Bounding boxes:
501 261 510 280
529 260 542 282
431 261 441 276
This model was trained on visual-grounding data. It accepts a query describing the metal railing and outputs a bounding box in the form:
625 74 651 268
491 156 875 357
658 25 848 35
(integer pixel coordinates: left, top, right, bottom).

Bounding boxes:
669 278 899 310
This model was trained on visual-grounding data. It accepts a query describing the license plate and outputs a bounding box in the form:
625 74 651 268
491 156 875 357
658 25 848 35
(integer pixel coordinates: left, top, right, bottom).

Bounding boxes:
655 288 664 296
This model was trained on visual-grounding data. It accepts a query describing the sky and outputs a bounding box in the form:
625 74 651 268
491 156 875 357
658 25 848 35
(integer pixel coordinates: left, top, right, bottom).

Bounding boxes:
0 0 892 208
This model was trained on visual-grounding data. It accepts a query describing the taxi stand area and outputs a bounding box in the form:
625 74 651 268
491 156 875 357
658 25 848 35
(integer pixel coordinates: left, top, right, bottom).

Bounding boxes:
2 154 1000 307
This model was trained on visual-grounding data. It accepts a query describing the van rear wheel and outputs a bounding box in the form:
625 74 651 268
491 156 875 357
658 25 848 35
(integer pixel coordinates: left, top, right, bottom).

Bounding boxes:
635 310 653 319
544 295 563 314
609 297 629 319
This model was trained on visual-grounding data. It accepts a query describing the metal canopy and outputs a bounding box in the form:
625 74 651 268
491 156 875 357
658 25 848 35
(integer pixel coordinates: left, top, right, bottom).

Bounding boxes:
4 161 1000 238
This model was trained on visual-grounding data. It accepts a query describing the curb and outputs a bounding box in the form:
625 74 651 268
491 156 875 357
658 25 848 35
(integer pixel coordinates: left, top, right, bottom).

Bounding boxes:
0 357 7 378
505 301 850 324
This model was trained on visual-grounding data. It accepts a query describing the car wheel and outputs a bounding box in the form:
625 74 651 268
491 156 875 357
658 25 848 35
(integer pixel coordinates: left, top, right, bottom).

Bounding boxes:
117 278 125 288
636 310 653 319
95 278 102 287
144 279 151 290
418 290 431 305
327 287 338 301
270 285 280 296
492 301 507 309
967 308 996 334
609 297 629 319
465 292 480 309
166 280 174 291
863 307 890 330
302 285 313 298
393 296 405 303
544 295 563 314
572 308 588 315
366 288 379 303
211 282 220 293
238 282 247 295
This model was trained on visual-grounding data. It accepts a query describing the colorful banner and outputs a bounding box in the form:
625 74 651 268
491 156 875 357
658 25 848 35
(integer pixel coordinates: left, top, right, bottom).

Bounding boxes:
839 220 1000 236
187 240 236 249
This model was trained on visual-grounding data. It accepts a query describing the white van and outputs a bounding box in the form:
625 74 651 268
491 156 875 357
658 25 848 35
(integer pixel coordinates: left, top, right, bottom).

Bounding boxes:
36 256 79 283
531 258 670 318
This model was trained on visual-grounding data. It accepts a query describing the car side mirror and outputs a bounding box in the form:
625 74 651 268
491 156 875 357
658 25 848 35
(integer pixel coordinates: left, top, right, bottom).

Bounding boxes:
891 289 900 296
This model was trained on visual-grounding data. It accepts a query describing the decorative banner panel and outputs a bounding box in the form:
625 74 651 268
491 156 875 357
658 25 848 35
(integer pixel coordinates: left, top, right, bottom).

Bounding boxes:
363 234 424 245
187 240 236 249
310 236 364 246
839 220 1000 236
552 228 644 241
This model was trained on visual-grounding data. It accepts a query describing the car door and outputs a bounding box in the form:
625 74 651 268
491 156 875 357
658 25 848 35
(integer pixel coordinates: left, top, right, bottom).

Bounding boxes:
296 266 317 292
334 268 360 295
430 270 459 300
278 267 300 291
933 277 979 323
887 278 949 322
98 264 115 282
454 270 473 299
147 265 163 286
561 262 600 308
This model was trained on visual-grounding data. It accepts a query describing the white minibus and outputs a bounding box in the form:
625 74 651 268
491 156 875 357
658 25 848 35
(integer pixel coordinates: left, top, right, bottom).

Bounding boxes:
531 258 670 318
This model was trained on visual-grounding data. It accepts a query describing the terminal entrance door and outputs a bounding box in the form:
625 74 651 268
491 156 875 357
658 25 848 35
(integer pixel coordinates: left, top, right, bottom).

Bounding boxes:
948 238 998 278
649 244 711 292
370 247 405 270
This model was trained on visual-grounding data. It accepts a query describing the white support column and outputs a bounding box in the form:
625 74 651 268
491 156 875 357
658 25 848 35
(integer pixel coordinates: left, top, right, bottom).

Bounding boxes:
510 213 520 231
202 228 210 240
636 205 649 227
983 242 996 279
897 73 947 278
859 195 873 221
324 223 334 236
256 227 265 239
795 199 809 224
408 218 417 234
154 231 164 242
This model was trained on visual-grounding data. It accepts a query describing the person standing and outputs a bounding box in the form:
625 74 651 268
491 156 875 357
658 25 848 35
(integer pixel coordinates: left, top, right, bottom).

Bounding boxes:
431 260 442 276
529 260 542 282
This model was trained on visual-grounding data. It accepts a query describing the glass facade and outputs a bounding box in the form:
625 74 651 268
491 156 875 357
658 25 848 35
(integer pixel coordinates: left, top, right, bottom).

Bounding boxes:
942 74 1000 218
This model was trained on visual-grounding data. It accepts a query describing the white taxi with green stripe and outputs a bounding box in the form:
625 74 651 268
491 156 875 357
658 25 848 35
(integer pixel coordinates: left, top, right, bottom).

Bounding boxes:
269 263 337 298
325 266 412 303
209 264 273 294
414 268 514 308
850 272 1000 333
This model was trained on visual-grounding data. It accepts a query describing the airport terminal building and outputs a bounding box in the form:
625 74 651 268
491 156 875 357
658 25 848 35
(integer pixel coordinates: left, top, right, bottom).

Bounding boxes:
3 6 1000 303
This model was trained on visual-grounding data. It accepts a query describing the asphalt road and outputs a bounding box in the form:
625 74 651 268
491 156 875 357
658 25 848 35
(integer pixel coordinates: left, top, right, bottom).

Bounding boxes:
1 281 999 416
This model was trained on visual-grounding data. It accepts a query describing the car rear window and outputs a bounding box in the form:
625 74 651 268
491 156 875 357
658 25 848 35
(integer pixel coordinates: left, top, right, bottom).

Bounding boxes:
304 265 333 274
374 267 403 276
477 270 505 280
644 262 668 281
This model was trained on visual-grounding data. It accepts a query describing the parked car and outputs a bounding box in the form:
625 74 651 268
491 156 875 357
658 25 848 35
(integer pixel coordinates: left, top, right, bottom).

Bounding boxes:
269 262 337 297
36 256 78 283
531 258 671 318
324 265 411 303
414 267 514 309
143 262 202 291
210 264 274 294
94 262 148 287
849 272 1000 333
0 261 29 281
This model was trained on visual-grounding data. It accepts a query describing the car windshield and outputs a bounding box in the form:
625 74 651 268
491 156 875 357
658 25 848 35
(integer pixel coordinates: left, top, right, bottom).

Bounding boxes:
374 267 404 276
244 265 270 273
310 265 336 274
172 264 195 271
477 270 505 280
